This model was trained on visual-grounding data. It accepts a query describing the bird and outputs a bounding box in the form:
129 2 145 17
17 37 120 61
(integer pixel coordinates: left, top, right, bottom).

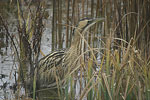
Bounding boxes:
36 18 105 88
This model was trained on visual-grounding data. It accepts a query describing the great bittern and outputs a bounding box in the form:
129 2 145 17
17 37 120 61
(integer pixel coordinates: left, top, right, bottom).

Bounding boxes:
36 18 104 88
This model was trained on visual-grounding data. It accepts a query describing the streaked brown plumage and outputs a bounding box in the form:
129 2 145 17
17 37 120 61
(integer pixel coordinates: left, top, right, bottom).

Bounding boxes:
36 18 104 88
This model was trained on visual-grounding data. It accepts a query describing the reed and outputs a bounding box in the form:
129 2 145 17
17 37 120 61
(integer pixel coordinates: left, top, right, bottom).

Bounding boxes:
1 0 150 99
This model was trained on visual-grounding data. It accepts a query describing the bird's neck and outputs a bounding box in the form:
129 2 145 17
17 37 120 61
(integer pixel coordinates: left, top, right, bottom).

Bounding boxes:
64 32 83 69
72 29 83 45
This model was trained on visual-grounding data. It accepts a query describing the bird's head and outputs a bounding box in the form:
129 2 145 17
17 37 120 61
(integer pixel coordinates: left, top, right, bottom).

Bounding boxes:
73 18 105 35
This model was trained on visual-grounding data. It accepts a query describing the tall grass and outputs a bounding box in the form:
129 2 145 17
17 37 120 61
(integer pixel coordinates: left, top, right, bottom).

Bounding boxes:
1 0 46 99
49 0 150 99
63 36 150 100
1 0 150 99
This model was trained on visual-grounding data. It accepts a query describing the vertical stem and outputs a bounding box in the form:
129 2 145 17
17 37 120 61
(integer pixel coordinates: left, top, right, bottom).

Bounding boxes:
58 0 62 49
82 0 85 18
91 0 94 17
70 0 75 46
86 0 89 16
66 0 70 48
52 0 56 51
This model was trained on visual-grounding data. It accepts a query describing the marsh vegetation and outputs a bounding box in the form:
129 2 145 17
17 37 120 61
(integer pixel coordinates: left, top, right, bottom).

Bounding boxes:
0 0 150 100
